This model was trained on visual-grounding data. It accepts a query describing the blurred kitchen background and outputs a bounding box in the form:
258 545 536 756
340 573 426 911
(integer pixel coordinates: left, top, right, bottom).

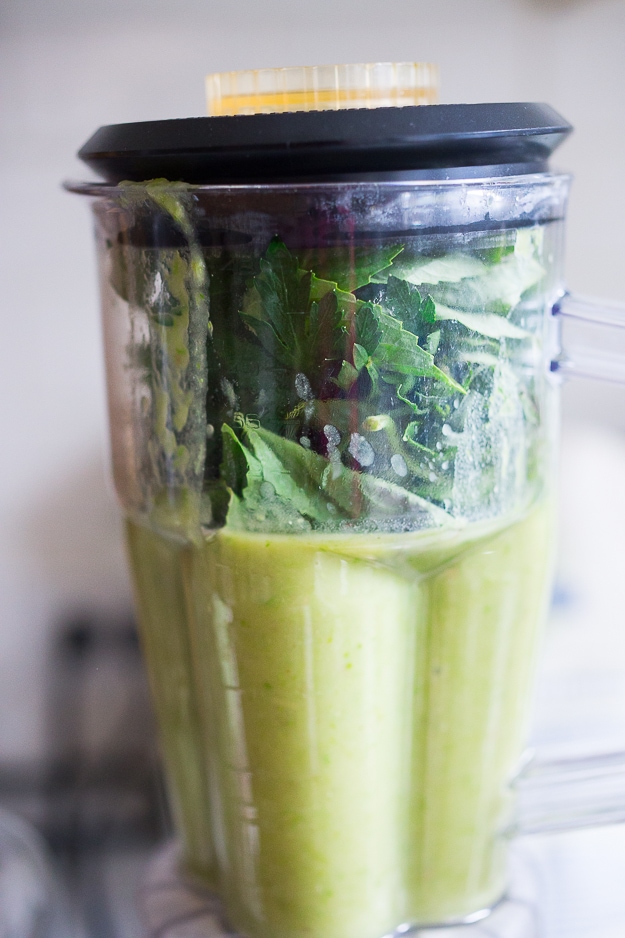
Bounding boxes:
2 0 625 935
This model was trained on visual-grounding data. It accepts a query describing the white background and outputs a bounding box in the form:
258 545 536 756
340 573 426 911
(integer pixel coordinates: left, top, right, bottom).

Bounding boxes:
2 1 625 934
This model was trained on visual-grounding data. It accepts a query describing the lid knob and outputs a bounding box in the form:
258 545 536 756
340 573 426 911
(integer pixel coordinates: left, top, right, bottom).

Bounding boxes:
205 62 439 117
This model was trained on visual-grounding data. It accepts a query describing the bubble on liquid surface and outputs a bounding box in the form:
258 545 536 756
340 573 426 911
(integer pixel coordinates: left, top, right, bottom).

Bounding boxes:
259 481 275 500
324 425 341 446
348 433 375 467
299 436 311 449
295 373 313 401
391 454 408 477
148 271 164 305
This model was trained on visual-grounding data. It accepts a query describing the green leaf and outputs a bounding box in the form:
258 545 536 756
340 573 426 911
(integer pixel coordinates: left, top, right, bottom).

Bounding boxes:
375 253 488 285
221 424 262 495
457 349 500 367
396 381 426 415
373 307 465 393
239 241 347 374
353 343 370 371
384 275 418 321
380 231 544 315
476 244 515 265
244 428 334 522
244 427 451 528
309 274 357 314
426 330 441 355
354 303 382 354
308 290 345 359
297 245 404 292
358 472 451 525
240 311 287 356
434 303 529 339
420 236 544 314
403 422 436 455
366 359 380 390
421 295 437 323
216 231 543 530
239 239 309 362
374 335 434 376
336 360 359 391
385 276 437 335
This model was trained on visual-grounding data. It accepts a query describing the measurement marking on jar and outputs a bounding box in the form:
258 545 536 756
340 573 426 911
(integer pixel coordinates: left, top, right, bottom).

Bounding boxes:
234 412 261 430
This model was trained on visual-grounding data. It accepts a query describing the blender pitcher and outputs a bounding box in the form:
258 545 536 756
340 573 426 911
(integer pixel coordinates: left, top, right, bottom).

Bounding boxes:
66 65 625 938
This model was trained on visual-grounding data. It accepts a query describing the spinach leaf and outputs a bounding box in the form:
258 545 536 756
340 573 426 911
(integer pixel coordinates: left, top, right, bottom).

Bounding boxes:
374 252 488 286
408 231 544 315
434 303 529 340
243 427 452 530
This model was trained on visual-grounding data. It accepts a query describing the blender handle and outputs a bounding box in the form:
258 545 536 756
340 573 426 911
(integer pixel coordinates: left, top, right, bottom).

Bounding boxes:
551 292 625 384
515 291 625 835
513 748 625 835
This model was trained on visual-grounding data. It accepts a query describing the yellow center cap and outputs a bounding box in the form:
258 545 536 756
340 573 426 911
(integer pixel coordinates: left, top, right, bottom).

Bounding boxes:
206 63 439 117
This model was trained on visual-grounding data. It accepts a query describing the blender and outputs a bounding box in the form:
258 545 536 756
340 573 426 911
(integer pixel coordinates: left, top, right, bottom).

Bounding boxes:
66 64 625 938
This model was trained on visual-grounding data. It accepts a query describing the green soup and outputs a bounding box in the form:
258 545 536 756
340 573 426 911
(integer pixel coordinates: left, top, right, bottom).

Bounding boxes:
127 501 551 938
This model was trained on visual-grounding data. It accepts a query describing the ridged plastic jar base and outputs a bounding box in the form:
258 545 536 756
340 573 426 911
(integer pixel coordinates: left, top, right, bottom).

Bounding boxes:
140 841 541 938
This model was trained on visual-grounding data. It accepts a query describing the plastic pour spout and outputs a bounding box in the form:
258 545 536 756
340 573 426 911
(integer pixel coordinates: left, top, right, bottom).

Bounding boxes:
205 63 439 117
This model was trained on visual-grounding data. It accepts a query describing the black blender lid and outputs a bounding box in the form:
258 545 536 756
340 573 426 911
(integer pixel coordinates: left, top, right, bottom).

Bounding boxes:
78 102 572 184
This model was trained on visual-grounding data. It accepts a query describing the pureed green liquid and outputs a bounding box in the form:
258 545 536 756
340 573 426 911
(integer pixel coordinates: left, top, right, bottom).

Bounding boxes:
126 501 552 938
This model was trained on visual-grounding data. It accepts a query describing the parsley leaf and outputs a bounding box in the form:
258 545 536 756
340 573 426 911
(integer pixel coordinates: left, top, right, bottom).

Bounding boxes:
372 306 464 394
297 244 404 292
240 238 346 384
354 303 382 355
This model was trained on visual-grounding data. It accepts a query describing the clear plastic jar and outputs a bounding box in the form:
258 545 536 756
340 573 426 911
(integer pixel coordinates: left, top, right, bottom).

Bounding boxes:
71 172 569 938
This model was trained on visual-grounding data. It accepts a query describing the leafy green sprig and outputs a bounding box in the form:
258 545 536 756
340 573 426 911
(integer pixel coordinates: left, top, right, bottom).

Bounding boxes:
217 231 543 529
110 187 545 535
